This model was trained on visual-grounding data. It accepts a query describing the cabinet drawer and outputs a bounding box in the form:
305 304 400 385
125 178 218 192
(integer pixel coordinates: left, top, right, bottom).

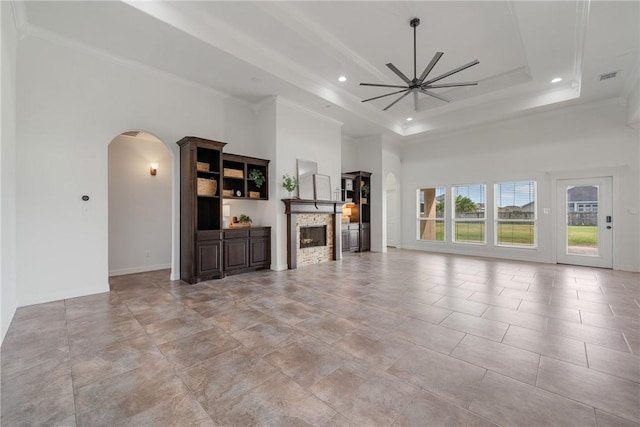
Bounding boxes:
250 227 271 238
197 230 223 242
223 229 249 239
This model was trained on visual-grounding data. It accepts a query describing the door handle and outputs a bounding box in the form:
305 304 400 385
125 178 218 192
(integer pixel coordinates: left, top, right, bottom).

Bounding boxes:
606 226 612 229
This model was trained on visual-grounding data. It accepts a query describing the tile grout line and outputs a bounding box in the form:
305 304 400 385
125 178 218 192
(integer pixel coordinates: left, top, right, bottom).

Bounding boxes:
63 298 80 427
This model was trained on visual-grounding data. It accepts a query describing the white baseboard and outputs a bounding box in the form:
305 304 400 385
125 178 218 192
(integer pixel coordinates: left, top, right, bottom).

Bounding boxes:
109 264 171 277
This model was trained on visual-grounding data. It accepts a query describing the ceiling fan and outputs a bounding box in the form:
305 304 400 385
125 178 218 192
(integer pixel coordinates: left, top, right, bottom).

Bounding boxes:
360 18 480 111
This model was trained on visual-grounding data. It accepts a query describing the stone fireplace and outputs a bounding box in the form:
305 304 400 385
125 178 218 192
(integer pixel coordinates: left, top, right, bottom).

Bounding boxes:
283 199 343 269
297 216 332 267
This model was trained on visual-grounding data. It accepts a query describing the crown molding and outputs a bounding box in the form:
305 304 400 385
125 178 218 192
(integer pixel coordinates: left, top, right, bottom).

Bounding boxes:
403 96 622 144
255 2 390 84
10 0 29 39
123 1 396 134
26 25 228 100
572 0 590 94
506 0 532 78
621 57 639 100
276 96 344 128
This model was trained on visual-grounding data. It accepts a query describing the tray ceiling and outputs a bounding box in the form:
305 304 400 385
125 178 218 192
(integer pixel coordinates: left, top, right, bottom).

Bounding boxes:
20 1 640 139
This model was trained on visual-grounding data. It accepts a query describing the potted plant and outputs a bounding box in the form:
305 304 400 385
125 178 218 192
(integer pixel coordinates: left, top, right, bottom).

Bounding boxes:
231 214 252 228
361 183 370 204
248 169 266 188
282 173 299 198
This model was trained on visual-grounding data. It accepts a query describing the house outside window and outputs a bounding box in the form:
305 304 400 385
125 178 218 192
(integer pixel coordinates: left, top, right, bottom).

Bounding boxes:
495 180 537 247
453 184 486 244
418 187 445 241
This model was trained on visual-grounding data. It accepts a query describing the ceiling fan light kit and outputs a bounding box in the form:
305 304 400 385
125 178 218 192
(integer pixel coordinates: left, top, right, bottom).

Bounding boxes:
360 17 480 111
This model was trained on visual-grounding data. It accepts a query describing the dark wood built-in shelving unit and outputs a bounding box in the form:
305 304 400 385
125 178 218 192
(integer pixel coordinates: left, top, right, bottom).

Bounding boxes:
177 137 271 284
341 171 371 252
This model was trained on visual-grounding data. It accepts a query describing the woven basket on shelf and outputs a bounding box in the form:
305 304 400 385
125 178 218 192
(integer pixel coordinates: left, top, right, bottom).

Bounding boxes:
197 178 217 196
196 162 210 172
249 191 260 199
224 168 244 178
222 189 234 197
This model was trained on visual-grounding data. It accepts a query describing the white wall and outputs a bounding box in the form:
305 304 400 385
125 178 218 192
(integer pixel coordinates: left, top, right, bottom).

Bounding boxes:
273 98 343 270
108 134 172 276
401 100 640 272
16 33 226 306
1 1 18 343
341 135 360 172
626 78 639 127
222 96 272 228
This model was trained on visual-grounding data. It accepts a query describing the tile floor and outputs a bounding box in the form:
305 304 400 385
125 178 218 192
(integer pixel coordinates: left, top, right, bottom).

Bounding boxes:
1 249 639 426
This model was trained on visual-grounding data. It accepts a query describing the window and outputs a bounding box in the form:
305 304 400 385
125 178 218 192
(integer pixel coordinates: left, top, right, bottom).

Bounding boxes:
453 184 486 244
417 187 445 241
495 180 536 247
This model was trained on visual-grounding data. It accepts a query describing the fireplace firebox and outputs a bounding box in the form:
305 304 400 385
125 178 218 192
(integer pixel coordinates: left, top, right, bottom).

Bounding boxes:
300 226 327 248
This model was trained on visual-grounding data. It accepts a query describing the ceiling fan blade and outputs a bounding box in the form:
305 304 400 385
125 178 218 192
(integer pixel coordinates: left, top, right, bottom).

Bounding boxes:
386 63 412 84
360 83 410 89
423 59 480 85
361 89 409 103
424 81 478 89
418 52 444 83
419 89 451 103
413 91 419 111
383 91 412 111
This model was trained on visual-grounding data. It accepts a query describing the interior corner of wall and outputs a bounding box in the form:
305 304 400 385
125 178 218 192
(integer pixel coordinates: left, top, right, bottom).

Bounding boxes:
271 263 288 271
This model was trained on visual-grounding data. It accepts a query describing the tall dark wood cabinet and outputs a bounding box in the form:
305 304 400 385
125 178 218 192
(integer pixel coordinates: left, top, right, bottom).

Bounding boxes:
341 171 372 252
178 136 226 283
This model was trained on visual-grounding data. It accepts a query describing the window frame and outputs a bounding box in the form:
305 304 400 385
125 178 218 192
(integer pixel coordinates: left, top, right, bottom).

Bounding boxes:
494 180 538 249
452 183 487 245
416 186 446 243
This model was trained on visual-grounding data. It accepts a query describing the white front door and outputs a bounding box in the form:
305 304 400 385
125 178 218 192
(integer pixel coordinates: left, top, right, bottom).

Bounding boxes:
556 177 613 268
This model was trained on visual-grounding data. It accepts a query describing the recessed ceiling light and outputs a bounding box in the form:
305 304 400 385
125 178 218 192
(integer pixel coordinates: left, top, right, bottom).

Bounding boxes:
338 76 347 82
406 117 413 121
551 77 562 83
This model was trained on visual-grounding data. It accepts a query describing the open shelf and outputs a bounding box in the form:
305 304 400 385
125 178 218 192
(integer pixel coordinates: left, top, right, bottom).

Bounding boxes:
222 153 270 200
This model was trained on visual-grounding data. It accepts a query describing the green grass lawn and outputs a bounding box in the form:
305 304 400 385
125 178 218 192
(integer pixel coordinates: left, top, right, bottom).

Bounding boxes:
422 222 598 247
567 225 598 247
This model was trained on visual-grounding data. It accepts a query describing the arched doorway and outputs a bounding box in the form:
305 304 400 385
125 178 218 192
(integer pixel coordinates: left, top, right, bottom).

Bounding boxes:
108 130 173 278
385 172 399 248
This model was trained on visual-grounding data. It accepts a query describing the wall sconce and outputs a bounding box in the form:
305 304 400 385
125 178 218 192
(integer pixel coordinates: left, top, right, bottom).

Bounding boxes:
150 163 158 176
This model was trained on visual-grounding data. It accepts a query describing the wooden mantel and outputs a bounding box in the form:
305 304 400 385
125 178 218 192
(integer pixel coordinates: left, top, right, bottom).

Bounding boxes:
282 199 344 269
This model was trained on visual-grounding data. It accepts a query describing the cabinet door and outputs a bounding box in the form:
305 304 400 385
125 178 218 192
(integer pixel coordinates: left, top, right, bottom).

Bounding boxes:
349 230 360 251
361 226 371 251
224 239 249 271
250 237 270 267
197 241 222 276
341 230 350 252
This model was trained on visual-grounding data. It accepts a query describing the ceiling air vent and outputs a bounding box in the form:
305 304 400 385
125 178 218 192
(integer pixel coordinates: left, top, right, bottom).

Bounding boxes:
599 71 618 81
